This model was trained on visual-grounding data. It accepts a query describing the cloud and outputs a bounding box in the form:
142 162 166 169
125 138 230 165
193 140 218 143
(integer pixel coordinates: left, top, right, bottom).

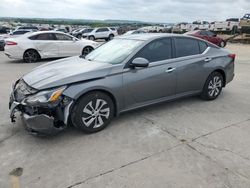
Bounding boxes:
0 0 249 23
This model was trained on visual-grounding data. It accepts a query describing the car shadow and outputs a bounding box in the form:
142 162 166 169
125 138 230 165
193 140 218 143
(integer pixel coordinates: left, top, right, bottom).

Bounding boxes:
34 95 204 140
5 57 64 64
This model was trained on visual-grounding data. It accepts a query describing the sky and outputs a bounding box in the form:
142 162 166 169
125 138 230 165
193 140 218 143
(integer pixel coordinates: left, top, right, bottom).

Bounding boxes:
0 0 250 23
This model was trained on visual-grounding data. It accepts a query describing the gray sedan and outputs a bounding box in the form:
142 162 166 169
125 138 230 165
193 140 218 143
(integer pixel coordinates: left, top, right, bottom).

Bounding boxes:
9 34 235 135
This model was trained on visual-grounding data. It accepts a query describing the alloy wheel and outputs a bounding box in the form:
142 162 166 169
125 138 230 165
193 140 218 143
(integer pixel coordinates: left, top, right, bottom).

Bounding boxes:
23 50 38 63
208 76 222 97
82 99 110 129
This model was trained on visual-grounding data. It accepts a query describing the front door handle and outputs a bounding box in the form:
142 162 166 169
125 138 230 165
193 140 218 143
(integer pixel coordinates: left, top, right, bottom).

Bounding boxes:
204 57 212 62
165 67 176 73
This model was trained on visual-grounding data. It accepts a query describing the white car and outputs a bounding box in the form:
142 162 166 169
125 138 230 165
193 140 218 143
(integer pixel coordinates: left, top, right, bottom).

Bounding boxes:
123 30 147 35
4 31 99 63
210 18 240 34
82 27 118 41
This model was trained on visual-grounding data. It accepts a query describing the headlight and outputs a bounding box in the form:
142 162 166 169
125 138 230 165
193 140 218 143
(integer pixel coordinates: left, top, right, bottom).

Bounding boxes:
23 86 66 106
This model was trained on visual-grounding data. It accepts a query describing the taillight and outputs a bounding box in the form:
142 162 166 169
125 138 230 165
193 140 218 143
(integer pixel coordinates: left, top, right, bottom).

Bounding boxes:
228 54 236 61
5 41 17 45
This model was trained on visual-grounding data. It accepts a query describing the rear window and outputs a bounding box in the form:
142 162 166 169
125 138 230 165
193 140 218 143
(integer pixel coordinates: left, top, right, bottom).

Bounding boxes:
175 38 200 57
29 33 55 40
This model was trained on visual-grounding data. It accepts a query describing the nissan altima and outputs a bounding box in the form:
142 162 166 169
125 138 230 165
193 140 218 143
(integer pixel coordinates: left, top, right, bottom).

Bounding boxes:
9 34 235 135
4 31 99 63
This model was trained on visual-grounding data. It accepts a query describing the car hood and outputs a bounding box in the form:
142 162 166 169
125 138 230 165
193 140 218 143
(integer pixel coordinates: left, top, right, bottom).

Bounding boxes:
22 56 113 90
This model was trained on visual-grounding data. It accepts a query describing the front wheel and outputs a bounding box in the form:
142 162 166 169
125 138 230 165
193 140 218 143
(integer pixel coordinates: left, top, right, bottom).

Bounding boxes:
88 36 95 41
71 92 114 133
82 46 94 56
108 34 114 41
201 72 224 100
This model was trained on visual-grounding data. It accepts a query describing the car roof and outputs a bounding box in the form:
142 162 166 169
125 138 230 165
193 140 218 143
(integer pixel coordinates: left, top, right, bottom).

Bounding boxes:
117 33 193 41
25 31 70 36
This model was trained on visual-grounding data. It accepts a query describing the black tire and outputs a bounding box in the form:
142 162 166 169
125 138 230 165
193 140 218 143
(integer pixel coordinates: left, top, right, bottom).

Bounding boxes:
108 34 114 40
219 41 226 48
71 92 114 133
23 49 40 63
77 34 82 39
82 46 94 56
88 35 95 41
231 26 238 35
201 72 224 100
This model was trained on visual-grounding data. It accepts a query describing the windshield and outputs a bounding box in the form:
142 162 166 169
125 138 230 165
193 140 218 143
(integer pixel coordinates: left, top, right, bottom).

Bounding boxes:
85 39 143 64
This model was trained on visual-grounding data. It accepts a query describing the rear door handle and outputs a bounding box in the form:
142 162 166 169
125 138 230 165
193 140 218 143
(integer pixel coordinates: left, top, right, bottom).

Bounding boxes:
165 67 176 73
204 57 212 62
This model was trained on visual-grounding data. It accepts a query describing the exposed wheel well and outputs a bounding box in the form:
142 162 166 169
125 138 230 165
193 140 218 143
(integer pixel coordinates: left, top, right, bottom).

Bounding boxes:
75 89 118 116
23 49 41 59
213 69 226 87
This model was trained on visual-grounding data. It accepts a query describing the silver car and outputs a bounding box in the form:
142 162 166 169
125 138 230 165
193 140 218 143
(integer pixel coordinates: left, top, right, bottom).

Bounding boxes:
9 34 235 135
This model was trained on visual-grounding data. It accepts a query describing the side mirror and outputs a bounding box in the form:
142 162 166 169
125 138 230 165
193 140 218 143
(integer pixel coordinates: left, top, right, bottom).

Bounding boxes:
130 57 149 68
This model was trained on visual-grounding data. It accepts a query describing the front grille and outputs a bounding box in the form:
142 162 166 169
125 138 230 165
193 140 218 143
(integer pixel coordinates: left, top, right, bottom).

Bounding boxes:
13 80 37 102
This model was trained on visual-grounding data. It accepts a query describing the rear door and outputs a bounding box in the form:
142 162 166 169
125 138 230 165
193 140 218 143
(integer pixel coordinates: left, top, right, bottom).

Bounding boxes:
123 38 177 109
54 33 80 57
173 37 210 94
32 33 59 58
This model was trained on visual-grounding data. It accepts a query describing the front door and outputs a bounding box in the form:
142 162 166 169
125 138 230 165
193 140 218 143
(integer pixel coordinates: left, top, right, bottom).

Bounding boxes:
123 38 177 110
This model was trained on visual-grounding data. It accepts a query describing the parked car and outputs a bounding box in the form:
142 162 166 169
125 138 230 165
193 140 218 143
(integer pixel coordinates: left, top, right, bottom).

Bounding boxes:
54 28 68 33
82 27 118 41
10 29 33 36
4 31 99 63
9 34 235 135
240 13 250 33
15 26 38 31
191 21 210 30
172 22 192 33
72 28 92 38
185 30 227 47
0 26 10 34
210 18 240 34
123 30 147 35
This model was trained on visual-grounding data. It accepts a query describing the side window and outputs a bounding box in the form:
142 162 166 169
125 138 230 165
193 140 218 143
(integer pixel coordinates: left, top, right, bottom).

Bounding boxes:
199 41 208 53
55 33 72 41
135 38 172 63
96 28 105 32
103 28 109 32
30 33 54 40
34 33 51 40
200 31 207 36
175 38 200 57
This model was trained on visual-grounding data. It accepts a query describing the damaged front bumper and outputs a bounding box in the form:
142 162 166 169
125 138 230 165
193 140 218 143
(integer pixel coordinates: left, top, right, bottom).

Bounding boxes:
9 81 74 135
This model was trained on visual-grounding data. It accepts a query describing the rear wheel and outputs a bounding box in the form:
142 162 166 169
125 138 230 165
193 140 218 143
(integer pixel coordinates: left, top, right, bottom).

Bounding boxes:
88 36 95 41
82 46 94 56
23 49 40 63
201 72 224 100
71 92 114 133
219 41 226 48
